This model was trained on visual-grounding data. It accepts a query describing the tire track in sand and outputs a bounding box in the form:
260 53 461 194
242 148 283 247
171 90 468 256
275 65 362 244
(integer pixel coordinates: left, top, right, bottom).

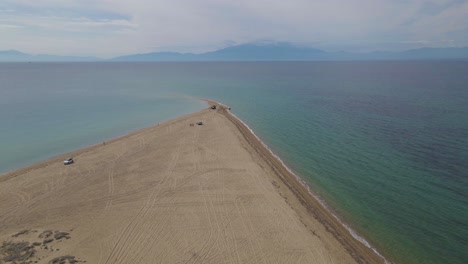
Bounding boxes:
102 133 154 213
0 164 91 226
103 135 186 264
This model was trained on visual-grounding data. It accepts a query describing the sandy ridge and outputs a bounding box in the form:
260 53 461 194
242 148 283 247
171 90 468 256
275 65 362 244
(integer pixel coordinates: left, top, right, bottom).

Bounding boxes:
212 102 385 264
0 102 386 264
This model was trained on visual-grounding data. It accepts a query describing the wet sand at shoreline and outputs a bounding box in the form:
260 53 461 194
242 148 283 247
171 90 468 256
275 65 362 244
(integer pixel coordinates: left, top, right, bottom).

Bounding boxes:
0 103 383 263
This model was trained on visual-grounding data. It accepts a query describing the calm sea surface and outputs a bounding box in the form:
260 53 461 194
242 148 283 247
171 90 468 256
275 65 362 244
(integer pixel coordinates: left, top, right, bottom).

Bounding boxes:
1 62 467 263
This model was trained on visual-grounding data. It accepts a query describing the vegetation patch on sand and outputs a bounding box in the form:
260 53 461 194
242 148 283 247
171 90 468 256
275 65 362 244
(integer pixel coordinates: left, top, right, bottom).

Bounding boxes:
49 255 82 264
1 240 36 263
0 229 82 264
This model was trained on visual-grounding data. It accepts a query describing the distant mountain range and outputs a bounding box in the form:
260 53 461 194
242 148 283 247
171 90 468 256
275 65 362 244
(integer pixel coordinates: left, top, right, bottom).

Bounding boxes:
0 50 99 62
2 43 468 62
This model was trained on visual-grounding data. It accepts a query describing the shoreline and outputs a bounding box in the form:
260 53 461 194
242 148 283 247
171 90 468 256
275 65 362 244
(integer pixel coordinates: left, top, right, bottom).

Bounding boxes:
209 101 386 264
0 110 206 182
211 100 388 262
1 101 386 263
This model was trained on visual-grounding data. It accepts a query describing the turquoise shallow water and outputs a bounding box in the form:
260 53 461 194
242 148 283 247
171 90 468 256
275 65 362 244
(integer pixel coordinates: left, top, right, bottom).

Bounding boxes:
1 62 467 263
0 62 206 173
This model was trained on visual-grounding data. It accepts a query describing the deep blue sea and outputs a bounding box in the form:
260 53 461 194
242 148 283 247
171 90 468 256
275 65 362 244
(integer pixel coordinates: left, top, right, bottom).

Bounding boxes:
1 62 467 264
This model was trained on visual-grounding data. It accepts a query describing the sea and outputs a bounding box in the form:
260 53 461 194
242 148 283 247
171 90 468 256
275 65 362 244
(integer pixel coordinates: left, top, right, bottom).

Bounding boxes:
0 61 467 264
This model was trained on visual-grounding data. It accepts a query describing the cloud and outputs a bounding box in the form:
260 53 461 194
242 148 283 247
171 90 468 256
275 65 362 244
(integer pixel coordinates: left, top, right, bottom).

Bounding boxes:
1 0 468 56
0 23 23 29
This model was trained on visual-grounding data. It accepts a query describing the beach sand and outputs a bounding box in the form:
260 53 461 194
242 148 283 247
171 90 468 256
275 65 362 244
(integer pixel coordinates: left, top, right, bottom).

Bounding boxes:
0 103 383 264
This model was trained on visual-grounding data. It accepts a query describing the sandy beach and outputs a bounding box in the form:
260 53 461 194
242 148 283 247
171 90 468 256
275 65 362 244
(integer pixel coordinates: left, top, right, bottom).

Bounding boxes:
0 103 383 264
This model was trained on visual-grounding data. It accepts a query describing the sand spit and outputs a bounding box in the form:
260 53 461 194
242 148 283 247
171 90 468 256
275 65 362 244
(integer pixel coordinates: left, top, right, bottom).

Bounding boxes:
0 104 383 264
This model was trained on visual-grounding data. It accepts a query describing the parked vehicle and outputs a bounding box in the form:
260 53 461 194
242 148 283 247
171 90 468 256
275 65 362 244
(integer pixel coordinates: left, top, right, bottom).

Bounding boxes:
64 158 74 165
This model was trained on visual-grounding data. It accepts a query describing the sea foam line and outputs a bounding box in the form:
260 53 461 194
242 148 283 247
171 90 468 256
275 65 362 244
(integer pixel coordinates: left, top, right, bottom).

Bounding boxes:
219 102 390 264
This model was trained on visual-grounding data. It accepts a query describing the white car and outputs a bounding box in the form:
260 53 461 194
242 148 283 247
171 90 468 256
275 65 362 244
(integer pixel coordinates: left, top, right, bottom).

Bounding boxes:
64 158 74 165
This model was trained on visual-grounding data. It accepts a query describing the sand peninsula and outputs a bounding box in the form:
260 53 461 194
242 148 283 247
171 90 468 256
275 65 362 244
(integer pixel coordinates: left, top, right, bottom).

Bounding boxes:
0 101 385 264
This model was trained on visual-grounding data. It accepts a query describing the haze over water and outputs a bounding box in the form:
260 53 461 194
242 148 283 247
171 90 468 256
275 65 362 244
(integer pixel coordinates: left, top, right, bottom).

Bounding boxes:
1 62 467 264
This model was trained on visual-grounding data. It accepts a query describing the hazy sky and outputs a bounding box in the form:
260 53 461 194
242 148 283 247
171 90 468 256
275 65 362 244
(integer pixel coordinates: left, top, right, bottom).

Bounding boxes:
1 0 467 57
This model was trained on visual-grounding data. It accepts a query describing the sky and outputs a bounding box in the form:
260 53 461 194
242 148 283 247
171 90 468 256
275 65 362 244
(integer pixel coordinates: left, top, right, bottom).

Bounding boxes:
1 0 468 57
